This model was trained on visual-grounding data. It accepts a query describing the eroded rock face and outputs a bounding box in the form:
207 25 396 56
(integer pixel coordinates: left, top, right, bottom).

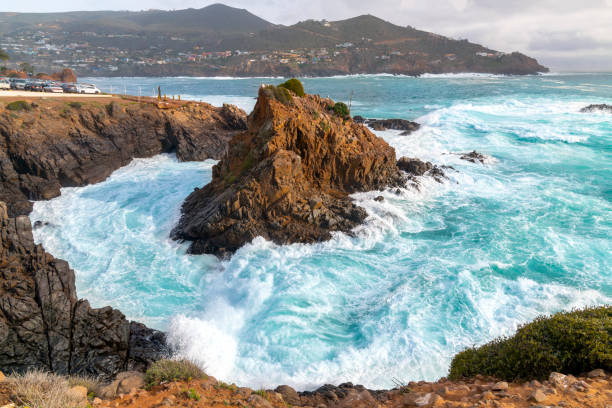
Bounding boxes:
0 202 167 379
173 86 403 256
0 99 247 217
397 156 446 183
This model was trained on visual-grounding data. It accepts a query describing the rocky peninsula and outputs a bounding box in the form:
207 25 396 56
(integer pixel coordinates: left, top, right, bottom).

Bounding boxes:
172 84 404 256
0 96 246 217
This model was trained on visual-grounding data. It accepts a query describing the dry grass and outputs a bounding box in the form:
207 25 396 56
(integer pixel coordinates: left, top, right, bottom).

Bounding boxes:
144 358 206 389
7 369 99 408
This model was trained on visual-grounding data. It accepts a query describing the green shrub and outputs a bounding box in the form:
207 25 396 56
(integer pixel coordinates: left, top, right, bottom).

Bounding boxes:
263 85 293 105
68 101 83 109
6 100 32 112
332 102 349 118
144 359 206 388
278 78 305 97
186 388 201 400
449 306 612 381
253 389 269 399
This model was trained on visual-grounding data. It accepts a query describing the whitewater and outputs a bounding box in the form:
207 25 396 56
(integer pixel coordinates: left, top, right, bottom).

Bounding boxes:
31 73 612 390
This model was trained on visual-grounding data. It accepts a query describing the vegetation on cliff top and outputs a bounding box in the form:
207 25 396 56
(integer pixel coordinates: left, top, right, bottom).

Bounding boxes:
449 306 612 381
278 78 305 97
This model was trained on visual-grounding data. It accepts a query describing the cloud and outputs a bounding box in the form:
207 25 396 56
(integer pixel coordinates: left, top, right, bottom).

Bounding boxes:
2 0 612 71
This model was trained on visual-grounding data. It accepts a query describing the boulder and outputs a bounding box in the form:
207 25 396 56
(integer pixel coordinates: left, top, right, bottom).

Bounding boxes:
492 381 508 391
588 368 606 378
173 85 403 256
529 389 548 403
247 394 274 408
275 385 300 405
116 371 145 394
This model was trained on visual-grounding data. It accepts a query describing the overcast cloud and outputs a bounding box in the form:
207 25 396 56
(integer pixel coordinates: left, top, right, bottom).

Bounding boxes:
3 0 612 71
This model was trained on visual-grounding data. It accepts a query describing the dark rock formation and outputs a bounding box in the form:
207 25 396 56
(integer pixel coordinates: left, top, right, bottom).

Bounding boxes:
397 157 446 183
459 150 488 164
580 104 612 113
365 118 421 135
0 201 167 379
172 86 404 257
0 98 247 217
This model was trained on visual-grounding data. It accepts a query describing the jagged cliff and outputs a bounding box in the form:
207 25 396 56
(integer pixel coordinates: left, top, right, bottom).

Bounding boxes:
172 85 403 256
0 201 166 379
0 98 247 217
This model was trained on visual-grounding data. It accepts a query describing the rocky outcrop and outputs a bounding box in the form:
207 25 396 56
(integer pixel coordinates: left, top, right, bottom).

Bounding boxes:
0 201 167 379
172 86 403 256
353 116 421 136
580 104 612 113
51 68 77 83
397 156 446 182
459 150 488 164
0 98 247 217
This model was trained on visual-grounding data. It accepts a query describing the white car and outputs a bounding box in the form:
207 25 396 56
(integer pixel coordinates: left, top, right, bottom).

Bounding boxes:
77 84 101 94
0 79 10 90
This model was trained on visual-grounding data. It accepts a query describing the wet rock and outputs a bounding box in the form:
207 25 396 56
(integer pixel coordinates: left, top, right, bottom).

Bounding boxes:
365 118 421 135
580 104 612 113
173 86 403 256
397 157 446 182
459 150 488 164
374 195 384 202
0 202 168 380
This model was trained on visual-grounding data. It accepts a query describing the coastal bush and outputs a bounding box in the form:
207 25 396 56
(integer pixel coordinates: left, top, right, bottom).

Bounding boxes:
449 306 612 381
7 369 87 408
144 358 206 388
332 102 350 118
278 78 305 97
68 101 83 109
262 85 293 105
6 100 32 112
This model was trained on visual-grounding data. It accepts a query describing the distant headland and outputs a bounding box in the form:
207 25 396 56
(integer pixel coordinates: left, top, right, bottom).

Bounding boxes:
0 4 548 78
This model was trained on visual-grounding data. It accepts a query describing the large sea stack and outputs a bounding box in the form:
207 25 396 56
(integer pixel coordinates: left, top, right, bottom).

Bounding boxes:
172 85 404 256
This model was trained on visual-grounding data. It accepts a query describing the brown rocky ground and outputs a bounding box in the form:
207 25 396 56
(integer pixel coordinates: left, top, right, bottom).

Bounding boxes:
17 369 606 408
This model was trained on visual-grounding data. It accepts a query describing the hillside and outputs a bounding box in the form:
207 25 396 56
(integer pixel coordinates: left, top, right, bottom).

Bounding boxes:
0 5 548 77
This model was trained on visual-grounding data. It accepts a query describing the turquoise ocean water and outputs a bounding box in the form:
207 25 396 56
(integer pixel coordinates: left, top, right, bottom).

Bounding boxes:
31 73 611 389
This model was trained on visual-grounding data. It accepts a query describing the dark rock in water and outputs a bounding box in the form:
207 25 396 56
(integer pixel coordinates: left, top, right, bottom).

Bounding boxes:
0 202 168 380
172 86 404 257
580 104 612 113
460 150 488 164
397 157 433 176
374 195 384 202
397 156 446 183
366 118 421 135
0 99 247 218
352 115 366 124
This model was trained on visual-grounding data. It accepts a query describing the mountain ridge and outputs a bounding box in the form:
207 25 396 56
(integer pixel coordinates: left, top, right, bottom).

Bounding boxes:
0 4 548 76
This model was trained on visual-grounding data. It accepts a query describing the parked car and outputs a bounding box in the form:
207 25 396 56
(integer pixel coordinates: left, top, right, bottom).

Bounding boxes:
62 83 78 93
25 81 45 92
77 83 101 94
0 78 10 90
43 83 63 93
10 78 27 90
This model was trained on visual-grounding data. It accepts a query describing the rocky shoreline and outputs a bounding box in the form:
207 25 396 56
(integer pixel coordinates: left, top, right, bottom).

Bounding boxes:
0 97 247 217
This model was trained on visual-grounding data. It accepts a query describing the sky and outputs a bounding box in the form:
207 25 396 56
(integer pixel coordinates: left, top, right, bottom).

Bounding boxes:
3 0 612 71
